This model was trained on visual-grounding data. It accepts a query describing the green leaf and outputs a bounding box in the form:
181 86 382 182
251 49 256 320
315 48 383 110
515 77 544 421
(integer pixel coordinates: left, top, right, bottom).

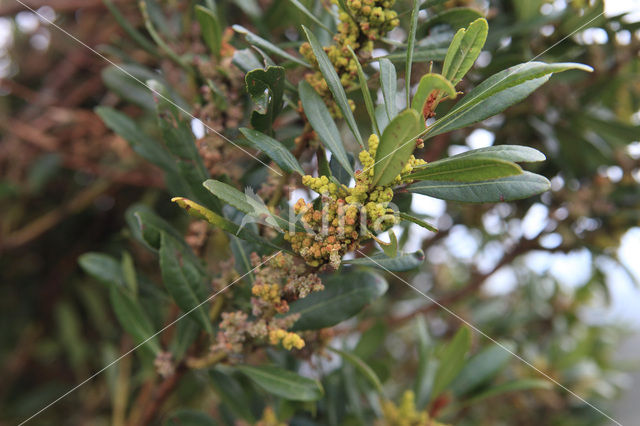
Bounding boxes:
372 109 423 187
442 18 488 85
443 145 547 163
422 7 483 34
203 180 296 232
344 250 425 271
171 197 287 252
410 73 457 115
301 25 363 148
406 157 523 182
380 47 448 64
299 81 354 177
164 409 217 426
380 229 398 258
347 47 379 136
379 58 397 121
375 104 390 134
408 171 551 203
79 253 124 287
328 347 383 393
354 321 386 359
463 378 552 406
239 128 303 175
288 0 332 33
126 204 188 252
195 5 222 57
233 25 310 67
427 62 593 137
171 320 200 362
209 369 256 421
96 107 174 172
80 252 160 355
121 251 138 294
450 342 515 396
431 326 471 400
330 152 354 185
232 48 263 73
245 66 285 133
104 0 157 55
287 270 388 330
101 64 158 110
159 233 214 335
109 285 161 355
405 0 420 103
399 212 438 233
237 365 324 401
414 317 435 408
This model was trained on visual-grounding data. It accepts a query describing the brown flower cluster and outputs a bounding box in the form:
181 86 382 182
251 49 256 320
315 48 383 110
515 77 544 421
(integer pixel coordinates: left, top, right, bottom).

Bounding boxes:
193 30 248 180
212 252 323 359
285 134 425 268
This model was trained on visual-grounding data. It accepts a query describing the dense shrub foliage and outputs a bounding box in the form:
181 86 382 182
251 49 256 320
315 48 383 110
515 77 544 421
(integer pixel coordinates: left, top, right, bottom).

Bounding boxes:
1 0 639 425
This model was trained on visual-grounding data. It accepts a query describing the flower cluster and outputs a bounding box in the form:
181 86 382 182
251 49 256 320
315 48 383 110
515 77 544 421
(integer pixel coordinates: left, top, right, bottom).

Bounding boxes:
300 0 399 115
286 134 425 268
213 253 323 359
194 29 248 180
376 390 449 426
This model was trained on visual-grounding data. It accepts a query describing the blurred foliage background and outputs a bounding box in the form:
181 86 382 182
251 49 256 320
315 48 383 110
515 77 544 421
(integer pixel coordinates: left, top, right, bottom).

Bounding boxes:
1 0 639 424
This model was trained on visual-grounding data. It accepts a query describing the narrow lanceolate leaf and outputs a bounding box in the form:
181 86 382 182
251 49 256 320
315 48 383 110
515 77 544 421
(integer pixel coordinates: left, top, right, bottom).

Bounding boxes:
431 326 471 400
450 341 515 397
328 347 383 393
239 128 304 175
408 171 551 203
171 197 289 252
195 5 222 57
379 58 397 121
288 0 332 34
443 145 547 163
464 379 552 405
96 107 174 171
344 250 425 271
442 18 488 85
399 212 438 233
372 109 424 187
405 0 420 103
80 252 161 355
299 81 354 177
347 46 380 136
232 25 310 67
428 62 593 137
410 74 457 116
381 47 448 64
237 365 324 401
406 157 523 182
203 180 299 232
109 285 161 355
287 270 388 330
301 25 363 148
203 180 253 214
79 252 125 287
159 233 214 334
127 204 188 252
